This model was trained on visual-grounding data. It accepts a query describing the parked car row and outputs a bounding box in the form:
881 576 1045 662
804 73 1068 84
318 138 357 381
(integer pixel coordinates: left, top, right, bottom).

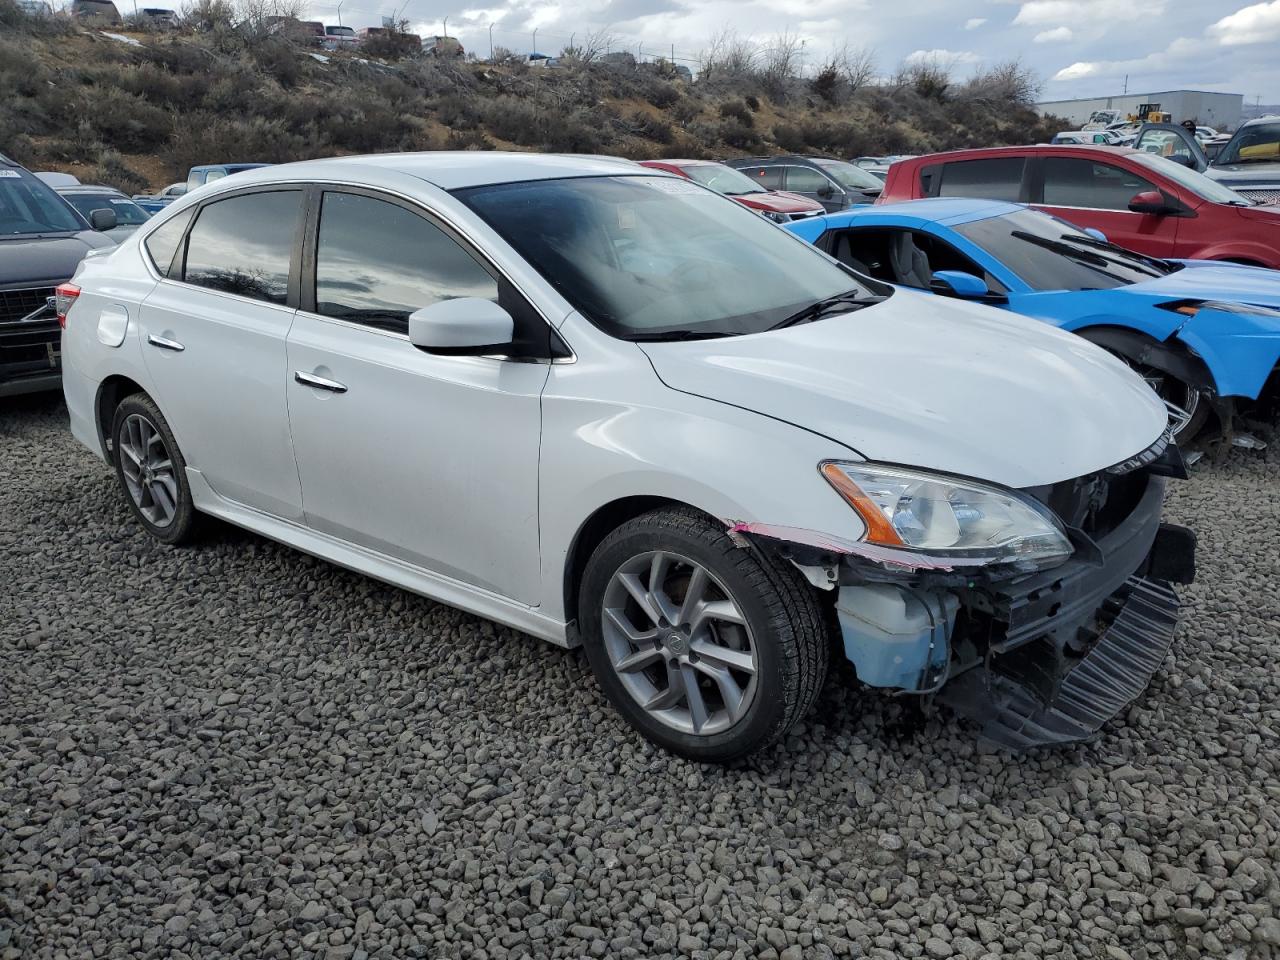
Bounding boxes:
43 152 1206 763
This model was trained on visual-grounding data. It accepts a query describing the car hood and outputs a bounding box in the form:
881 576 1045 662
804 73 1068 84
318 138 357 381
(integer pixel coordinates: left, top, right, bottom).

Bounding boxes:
1206 163 1280 189
1127 259 1280 307
0 232 112 285
640 290 1167 489
736 191 825 214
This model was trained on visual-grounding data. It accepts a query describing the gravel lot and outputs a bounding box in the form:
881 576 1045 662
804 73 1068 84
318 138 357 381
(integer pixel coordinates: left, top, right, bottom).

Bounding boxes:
3 392 1280 960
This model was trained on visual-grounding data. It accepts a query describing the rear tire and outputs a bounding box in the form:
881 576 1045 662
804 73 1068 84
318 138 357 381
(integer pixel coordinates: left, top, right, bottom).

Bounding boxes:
110 393 200 545
578 507 828 762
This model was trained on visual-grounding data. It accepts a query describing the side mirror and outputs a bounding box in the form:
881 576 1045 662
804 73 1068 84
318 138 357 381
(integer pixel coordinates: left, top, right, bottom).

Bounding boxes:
1082 227 1108 243
408 298 514 356
1128 190 1169 215
88 208 117 231
815 183 835 199
930 270 989 299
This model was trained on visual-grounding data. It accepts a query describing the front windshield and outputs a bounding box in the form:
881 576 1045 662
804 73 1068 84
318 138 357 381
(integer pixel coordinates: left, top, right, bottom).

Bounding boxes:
813 159 883 191
1217 122 1280 166
63 193 149 226
456 175 874 339
680 163 766 196
0 170 86 236
1130 152 1251 205
955 207 1176 292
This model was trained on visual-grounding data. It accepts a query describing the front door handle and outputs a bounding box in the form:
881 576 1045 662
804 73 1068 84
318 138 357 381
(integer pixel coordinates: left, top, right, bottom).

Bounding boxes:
294 371 348 394
147 334 185 352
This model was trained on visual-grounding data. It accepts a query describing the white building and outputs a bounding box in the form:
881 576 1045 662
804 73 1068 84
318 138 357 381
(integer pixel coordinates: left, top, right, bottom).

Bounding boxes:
1037 90 1244 131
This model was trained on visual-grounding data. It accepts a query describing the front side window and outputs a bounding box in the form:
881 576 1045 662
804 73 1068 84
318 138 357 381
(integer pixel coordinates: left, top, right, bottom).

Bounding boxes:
1217 121 1280 166
954 208 1174 292
785 167 833 194
0 170 86 236
314 191 498 335
1130 152 1250 205
1137 128 1194 162
183 190 300 304
1042 158 1155 210
813 158 883 191
63 193 149 226
456 175 876 340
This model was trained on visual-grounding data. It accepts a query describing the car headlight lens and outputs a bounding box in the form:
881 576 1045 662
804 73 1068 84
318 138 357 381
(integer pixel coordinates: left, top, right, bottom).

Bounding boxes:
761 210 788 223
820 461 1072 570
1162 299 1280 319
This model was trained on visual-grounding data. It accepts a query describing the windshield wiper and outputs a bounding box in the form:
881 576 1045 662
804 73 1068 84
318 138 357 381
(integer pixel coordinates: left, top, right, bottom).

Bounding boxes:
624 329 737 342
1056 233 1171 275
770 290 883 330
1011 230 1112 267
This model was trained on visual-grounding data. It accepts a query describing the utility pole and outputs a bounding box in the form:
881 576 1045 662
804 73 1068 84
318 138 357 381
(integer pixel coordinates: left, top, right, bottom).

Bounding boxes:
441 15 447 37
1123 74 1128 94
532 27 537 54
488 22 494 59
335 0 343 26
637 41 642 62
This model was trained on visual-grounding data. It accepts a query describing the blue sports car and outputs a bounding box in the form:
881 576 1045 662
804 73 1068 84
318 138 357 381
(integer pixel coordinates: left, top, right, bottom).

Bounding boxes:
785 197 1280 441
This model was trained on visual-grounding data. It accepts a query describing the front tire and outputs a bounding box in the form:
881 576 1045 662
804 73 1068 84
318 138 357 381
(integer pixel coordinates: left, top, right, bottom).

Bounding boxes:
111 393 200 545
578 508 828 762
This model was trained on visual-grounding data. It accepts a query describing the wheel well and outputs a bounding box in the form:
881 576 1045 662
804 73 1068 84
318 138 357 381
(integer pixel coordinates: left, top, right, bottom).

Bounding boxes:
1075 325 1216 394
95 375 147 460
1219 257 1266 267
562 495 697 628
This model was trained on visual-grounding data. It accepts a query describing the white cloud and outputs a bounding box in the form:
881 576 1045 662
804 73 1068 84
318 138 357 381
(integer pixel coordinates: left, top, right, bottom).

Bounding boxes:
1207 0 1280 45
1033 26 1072 42
1050 36 1200 81
964 17 987 29
904 48 981 65
1014 0 1164 26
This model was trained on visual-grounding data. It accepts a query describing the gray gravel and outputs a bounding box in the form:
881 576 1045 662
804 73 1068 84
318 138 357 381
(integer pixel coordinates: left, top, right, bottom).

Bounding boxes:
3 392 1280 960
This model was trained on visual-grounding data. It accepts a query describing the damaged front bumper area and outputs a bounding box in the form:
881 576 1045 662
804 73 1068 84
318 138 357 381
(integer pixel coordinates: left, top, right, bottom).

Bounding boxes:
744 458 1197 750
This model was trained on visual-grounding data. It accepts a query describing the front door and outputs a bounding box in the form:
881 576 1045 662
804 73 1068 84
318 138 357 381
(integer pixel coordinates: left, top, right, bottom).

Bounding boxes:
1034 156 1178 258
784 166 846 211
137 188 304 519
285 189 547 604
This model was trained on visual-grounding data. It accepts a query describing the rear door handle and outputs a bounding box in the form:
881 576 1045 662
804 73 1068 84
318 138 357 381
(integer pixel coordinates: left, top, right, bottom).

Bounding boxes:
294 371 347 394
147 334 185 352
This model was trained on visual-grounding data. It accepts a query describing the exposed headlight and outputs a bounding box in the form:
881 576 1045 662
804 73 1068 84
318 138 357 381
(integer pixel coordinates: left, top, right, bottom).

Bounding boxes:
820 461 1072 570
1161 299 1280 319
760 210 789 223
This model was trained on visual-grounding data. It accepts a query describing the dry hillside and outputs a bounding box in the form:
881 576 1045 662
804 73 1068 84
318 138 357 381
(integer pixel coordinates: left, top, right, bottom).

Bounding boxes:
0 0 1061 192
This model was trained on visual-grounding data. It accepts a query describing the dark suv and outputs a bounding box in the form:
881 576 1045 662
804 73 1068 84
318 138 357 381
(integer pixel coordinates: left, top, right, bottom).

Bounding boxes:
726 155 882 211
0 154 114 398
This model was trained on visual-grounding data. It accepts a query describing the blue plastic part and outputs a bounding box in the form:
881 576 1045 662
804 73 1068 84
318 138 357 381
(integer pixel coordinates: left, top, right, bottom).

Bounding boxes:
835 585 956 690
786 202 1280 403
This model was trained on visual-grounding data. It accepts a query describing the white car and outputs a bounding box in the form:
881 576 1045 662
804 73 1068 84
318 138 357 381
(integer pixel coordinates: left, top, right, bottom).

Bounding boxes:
58 154 1195 760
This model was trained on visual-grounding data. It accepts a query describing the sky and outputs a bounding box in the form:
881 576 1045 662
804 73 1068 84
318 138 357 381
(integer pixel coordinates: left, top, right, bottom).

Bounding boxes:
307 0 1279 103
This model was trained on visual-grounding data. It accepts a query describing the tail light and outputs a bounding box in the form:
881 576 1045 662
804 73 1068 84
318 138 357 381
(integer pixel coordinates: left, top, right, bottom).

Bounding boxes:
53 283 80 328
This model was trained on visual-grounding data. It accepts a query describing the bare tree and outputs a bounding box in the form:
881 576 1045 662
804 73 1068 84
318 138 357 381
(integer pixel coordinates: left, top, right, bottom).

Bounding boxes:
962 59 1041 105
811 43 878 103
759 29 802 94
841 44 877 94
698 28 758 80
236 0 307 38
562 27 618 63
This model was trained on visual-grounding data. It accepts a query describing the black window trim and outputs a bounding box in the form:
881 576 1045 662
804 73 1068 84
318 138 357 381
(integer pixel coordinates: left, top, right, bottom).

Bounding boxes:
929 155 1035 203
141 183 308 312
297 183 571 362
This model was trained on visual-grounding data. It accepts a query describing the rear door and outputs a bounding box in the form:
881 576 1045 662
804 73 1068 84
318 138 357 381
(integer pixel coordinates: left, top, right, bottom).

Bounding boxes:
783 166 845 211
137 187 305 519
931 156 1029 202
1033 155 1178 257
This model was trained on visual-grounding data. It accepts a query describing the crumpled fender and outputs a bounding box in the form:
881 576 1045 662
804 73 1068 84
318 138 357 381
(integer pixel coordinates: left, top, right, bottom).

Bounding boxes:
1175 306 1280 399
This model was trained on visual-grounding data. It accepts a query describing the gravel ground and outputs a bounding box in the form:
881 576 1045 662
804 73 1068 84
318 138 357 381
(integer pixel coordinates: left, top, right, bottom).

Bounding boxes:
3 392 1280 960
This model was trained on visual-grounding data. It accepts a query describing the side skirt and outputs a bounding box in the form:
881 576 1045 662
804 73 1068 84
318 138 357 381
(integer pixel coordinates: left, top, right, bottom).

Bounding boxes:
186 467 573 648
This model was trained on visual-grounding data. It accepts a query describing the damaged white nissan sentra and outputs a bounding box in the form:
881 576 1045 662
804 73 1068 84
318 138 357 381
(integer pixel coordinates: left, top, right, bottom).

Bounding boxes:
59 153 1196 761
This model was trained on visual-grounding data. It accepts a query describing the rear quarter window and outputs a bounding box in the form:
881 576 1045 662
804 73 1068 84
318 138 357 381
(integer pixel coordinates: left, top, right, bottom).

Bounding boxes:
143 208 195 278
938 157 1026 202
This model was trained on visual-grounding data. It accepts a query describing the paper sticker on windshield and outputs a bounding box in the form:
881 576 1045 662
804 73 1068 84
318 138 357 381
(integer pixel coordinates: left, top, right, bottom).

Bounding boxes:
110 199 132 205
0 170 21 178
617 205 636 229
638 175 705 196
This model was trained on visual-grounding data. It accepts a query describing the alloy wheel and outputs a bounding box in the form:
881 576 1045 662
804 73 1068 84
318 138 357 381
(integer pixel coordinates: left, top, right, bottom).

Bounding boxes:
601 550 758 736
118 413 180 528
1125 360 1200 439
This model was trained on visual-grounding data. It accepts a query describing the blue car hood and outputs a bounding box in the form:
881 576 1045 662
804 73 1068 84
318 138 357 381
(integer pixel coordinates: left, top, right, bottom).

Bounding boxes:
1125 260 1280 308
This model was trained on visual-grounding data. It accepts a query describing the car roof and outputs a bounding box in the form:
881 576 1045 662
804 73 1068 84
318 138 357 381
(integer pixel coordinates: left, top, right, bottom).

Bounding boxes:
56 184 127 195
640 158 716 167
223 152 655 191
905 144 1138 163
844 197 1021 226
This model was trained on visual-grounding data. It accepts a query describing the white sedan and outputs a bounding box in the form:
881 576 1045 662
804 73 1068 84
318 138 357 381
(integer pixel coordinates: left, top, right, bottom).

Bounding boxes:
58 153 1192 759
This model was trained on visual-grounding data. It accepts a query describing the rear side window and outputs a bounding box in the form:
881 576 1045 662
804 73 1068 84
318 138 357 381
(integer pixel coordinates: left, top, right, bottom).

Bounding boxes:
740 166 783 190
313 191 498 334
1042 158 1155 210
938 158 1025 202
183 191 300 304
143 207 195 277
